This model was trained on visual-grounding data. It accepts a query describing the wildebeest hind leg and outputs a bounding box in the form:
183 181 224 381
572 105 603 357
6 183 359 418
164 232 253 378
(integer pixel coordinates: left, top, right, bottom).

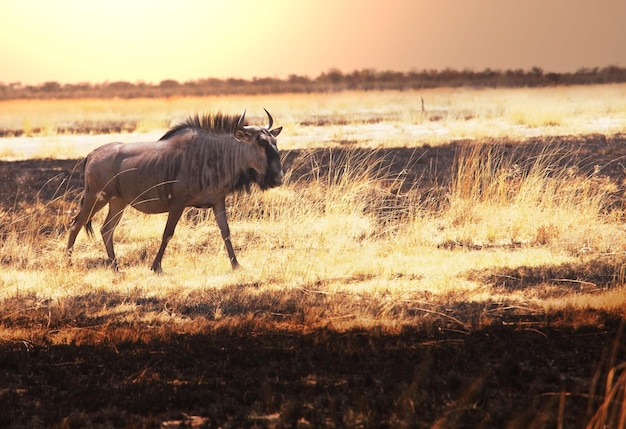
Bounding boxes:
151 204 185 273
67 192 108 260
101 198 127 271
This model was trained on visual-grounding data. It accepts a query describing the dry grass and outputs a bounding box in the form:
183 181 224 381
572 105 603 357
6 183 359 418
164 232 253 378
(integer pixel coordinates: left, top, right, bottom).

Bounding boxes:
1 138 625 343
1 87 626 426
445 143 622 251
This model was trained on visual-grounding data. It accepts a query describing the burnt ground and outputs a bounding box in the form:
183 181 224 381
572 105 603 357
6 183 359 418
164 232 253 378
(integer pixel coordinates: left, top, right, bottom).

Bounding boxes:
1 134 626 428
0 323 624 428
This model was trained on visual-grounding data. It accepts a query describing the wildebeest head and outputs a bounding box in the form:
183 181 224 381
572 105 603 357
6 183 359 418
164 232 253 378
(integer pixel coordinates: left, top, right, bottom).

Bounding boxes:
233 109 283 190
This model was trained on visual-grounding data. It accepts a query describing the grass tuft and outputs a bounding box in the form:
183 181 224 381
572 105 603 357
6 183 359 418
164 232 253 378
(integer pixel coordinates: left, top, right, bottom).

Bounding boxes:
442 142 624 252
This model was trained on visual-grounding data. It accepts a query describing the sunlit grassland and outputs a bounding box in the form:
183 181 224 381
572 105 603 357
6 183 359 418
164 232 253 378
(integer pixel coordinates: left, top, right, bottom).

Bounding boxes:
1 85 626 348
1 84 626 159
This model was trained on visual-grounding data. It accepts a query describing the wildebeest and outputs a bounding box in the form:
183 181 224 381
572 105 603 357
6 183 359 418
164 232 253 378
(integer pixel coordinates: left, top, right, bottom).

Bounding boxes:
66 109 283 273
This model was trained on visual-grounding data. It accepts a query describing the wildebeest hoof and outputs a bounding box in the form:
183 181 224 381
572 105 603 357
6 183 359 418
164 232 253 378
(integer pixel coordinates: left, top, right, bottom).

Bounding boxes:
109 259 121 272
151 263 163 274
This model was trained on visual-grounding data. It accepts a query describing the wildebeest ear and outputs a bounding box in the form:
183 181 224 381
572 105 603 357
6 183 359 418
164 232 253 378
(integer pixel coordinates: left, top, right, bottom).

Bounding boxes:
234 129 249 141
270 127 282 137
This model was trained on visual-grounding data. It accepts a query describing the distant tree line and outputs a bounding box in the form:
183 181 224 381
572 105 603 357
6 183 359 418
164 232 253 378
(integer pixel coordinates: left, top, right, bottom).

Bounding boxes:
2 66 626 100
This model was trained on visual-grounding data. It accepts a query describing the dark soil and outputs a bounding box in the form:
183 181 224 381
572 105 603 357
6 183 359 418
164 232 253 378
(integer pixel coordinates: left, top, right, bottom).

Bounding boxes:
1 134 626 428
0 323 623 428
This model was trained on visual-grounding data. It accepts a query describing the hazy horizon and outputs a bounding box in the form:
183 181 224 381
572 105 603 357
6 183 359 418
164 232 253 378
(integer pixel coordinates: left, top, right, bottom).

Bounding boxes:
2 0 625 86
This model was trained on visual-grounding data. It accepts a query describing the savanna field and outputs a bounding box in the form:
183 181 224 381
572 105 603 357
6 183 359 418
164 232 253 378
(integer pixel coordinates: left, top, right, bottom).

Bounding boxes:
1 85 626 428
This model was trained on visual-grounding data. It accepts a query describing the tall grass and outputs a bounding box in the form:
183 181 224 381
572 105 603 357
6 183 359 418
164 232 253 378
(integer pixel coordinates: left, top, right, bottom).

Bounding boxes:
443 142 622 253
1 143 624 288
587 363 626 428
587 323 626 429
1 140 624 310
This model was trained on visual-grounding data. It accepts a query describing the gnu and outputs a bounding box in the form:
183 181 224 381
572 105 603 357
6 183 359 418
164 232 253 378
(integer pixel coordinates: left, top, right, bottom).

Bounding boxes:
66 109 283 273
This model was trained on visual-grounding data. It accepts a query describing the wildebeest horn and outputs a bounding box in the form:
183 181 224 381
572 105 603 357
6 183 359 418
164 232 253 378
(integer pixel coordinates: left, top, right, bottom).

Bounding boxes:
264 108 273 130
237 109 246 129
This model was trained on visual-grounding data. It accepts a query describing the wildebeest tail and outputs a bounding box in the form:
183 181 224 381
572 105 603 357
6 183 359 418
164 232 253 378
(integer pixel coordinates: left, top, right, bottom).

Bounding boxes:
70 156 95 239
84 220 95 238
70 188 96 239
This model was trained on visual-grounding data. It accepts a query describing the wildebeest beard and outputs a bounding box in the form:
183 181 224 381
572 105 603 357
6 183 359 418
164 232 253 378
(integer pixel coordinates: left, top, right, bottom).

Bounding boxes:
233 144 282 192
233 168 260 193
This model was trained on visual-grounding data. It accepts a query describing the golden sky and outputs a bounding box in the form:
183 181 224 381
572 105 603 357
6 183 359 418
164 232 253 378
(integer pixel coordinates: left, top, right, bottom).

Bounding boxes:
1 0 625 85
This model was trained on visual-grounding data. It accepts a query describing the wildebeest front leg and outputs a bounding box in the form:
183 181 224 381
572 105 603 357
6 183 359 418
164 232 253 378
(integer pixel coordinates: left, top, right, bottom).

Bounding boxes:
151 204 185 273
213 199 240 269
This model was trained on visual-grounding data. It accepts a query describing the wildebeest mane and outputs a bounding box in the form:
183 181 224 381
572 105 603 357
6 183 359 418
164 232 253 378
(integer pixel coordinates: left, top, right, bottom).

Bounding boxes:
159 112 245 141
